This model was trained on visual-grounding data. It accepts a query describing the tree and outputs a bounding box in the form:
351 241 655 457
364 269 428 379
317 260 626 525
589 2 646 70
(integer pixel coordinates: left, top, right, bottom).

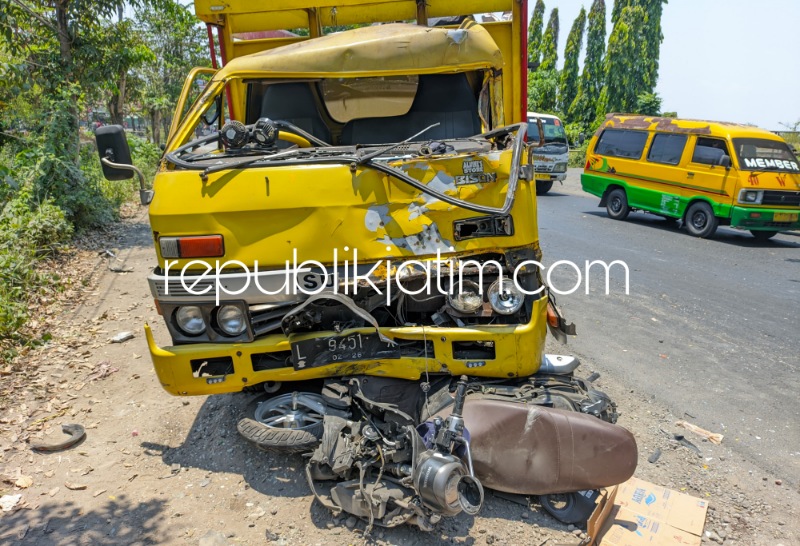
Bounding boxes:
597 5 649 116
539 8 560 72
559 7 586 117
527 0 546 68
569 0 606 126
639 0 667 90
136 0 209 144
636 92 662 115
103 19 155 125
527 68 559 114
0 0 144 159
611 0 631 24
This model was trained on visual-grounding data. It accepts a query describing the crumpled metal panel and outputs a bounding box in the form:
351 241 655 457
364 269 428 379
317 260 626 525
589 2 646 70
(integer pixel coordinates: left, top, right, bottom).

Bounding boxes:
216 24 503 79
150 150 539 269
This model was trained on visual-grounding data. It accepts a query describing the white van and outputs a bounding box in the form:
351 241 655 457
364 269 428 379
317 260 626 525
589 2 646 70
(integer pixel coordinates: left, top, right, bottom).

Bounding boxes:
527 112 569 195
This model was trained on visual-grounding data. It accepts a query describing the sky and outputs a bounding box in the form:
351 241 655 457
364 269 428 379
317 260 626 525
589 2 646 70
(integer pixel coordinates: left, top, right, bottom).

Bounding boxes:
537 0 800 130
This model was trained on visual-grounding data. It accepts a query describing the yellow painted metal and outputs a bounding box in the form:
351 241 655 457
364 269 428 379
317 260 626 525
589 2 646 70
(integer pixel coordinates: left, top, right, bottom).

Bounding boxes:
150 152 538 270
194 0 513 26
145 297 547 396
167 67 217 144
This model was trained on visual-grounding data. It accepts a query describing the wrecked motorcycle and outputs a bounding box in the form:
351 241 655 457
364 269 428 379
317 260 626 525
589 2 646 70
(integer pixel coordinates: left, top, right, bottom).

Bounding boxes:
238 358 637 531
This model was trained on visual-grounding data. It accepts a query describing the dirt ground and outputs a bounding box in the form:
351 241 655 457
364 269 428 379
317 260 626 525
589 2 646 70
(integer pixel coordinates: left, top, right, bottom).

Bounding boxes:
1 211 797 546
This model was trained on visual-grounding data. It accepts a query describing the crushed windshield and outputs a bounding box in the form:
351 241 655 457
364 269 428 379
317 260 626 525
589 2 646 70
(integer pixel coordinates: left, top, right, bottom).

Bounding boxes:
527 117 568 149
733 138 800 172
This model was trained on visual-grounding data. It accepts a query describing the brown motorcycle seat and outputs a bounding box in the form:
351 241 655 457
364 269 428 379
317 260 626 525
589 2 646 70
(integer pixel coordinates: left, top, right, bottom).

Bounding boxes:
434 396 638 495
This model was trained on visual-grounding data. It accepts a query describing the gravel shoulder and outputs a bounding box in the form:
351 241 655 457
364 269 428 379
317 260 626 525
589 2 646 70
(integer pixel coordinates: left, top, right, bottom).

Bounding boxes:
0 209 797 546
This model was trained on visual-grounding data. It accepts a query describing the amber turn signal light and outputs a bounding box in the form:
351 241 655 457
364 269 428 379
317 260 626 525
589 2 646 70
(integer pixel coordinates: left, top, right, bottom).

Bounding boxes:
159 235 224 258
546 302 560 328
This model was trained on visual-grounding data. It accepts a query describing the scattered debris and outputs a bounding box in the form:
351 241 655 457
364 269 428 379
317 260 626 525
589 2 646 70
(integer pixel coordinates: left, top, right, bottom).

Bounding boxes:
15 474 33 488
648 448 662 464
673 434 702 457
64 482 88 490
676 420 724 444
111 331 135 344
0 494 22 512
87 361 119 381
30 423 86 452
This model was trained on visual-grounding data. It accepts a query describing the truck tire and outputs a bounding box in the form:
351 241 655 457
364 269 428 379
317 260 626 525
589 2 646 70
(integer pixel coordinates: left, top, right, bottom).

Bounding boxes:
536 180 554 195
684 202 718 238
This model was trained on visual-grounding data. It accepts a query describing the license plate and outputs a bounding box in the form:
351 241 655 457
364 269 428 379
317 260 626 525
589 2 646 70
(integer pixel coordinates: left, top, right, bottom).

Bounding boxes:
535 173 551 180
774 212 798 222
290 332 398 370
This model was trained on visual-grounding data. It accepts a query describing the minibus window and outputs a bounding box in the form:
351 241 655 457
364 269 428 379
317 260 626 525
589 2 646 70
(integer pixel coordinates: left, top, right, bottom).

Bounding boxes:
595 129 648 159
647 134 687 165
691 137 730 166
732 138 800 172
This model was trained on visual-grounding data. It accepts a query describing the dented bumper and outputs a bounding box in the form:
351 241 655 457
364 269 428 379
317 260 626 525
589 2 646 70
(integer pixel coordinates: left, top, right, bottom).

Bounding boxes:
145 297 548 396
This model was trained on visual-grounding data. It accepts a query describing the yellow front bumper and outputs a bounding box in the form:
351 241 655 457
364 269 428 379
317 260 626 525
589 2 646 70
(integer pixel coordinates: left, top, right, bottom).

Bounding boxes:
145 298 548 396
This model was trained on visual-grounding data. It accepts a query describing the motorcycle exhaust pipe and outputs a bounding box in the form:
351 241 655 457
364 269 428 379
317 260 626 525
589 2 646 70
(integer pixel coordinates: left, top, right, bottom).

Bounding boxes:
413 450 484 516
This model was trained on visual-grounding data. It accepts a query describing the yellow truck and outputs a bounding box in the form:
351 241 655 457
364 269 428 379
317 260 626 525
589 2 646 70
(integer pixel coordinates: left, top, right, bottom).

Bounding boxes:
93 1 636 529
96 0 571 398
582 115 800 239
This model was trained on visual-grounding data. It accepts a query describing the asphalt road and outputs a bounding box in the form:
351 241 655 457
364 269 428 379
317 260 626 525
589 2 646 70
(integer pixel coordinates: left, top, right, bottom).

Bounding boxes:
538 168 800 484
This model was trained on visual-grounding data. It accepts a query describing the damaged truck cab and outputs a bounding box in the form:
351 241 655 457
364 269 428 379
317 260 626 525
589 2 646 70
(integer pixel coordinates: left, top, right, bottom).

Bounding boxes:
126 1 574 397
94 1 638 530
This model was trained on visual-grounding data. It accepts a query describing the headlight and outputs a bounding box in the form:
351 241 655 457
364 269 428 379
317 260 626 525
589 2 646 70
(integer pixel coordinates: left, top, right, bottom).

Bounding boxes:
447 280 483 314
175 306 205 335
739 190 763 204
217 305 247 336
554 162 568 173
487 278 524 315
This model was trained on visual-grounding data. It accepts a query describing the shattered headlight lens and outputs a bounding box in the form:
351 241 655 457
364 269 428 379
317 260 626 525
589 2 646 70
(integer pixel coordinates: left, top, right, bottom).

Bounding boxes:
175 306 205 335
448 280 483 314
487 278 524 315
217 305 247 336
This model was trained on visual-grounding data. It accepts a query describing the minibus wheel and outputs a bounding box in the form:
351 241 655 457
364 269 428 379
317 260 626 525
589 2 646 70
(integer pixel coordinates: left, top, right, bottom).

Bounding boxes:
606 188 630 220
684 202 718 238
750 230 778 241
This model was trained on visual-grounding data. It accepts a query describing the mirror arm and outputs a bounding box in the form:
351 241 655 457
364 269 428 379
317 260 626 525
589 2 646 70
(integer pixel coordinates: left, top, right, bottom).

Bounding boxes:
100 157 153 205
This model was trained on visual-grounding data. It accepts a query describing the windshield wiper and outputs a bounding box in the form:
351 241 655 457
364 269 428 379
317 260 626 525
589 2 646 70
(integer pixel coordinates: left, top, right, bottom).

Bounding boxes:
199 148 310 180
356 122 440 165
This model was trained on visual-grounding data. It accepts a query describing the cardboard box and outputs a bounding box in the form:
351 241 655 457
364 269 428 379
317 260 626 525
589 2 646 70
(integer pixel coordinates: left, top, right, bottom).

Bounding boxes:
586 478 709 546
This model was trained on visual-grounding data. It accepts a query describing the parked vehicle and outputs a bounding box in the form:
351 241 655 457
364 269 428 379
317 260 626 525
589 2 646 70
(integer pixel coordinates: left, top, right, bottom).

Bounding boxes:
582 114 800 239
94 0 636 531
527 112 570 195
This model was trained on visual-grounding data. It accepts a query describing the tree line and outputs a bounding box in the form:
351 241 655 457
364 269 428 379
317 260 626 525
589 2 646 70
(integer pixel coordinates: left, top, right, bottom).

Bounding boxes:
0 0 207 351
528 0 669 139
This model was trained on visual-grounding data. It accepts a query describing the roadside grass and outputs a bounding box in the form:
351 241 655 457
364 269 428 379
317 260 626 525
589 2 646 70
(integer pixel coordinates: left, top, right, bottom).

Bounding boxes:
0 133 160 363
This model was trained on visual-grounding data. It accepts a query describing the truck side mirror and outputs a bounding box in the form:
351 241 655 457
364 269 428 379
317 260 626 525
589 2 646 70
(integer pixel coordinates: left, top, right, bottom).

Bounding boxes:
719 154 731 169
95 125 134 181
94 124 153 205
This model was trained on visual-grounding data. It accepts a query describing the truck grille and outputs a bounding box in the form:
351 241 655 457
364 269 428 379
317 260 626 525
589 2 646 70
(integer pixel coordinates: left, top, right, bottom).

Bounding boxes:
535 163 555 173
762 191 800 207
